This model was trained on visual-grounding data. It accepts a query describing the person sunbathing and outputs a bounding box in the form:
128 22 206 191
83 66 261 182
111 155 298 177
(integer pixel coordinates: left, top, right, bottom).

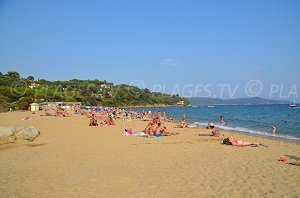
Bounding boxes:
154 123 178 136
161 126 178 136
154 123 163 136
179 119 188 128
144 121 155 136
223 136 260 146
44 110 53 116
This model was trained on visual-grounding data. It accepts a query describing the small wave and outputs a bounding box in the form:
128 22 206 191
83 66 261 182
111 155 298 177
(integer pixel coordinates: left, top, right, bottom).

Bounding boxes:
193 122 300 142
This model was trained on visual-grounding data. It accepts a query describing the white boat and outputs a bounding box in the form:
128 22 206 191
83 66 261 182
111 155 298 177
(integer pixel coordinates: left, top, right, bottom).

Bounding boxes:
208 105 214 108
289 97 298 108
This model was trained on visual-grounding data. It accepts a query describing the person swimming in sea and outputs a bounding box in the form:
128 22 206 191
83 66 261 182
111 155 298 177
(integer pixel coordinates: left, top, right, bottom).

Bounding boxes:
219 116 225 123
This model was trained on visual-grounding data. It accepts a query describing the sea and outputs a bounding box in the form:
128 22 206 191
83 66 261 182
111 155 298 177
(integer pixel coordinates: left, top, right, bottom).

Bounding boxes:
131 104 300 142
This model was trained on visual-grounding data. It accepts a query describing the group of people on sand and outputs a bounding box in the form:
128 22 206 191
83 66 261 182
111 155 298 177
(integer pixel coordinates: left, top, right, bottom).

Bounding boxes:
123 109 174 123
87 109 119 126
139 115 263 146
42 104 70 117
144 117 178 137
89 115 115 126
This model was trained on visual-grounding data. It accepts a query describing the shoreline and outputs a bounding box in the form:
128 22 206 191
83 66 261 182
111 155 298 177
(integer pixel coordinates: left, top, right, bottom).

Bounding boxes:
2 110 299 144
219 127 300 144
191 122 300 144
0 110 300 144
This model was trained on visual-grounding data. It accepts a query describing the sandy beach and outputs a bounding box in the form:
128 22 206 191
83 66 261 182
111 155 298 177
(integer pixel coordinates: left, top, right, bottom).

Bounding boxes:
0 111 299 197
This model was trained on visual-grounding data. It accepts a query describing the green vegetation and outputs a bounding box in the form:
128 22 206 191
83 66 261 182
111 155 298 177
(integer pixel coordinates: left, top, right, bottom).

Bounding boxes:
0 71 188 111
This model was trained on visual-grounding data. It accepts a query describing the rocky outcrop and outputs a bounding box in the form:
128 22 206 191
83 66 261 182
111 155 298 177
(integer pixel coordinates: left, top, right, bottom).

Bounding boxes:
15 126 40 141
0 126 15 144
0 126 40 144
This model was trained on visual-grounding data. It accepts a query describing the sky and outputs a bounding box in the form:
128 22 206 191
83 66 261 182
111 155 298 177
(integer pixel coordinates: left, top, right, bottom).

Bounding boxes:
0 0 300 101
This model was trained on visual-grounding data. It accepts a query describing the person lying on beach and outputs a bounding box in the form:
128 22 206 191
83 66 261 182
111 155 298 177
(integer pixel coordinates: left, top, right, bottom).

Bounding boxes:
22 115 31 120
195 130 221 137
42 110 54 116
223 136 260 146
161 126 178 136
154 123 178 136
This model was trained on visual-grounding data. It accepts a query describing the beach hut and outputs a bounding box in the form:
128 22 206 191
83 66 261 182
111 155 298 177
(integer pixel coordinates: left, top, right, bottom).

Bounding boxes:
30 103 39 112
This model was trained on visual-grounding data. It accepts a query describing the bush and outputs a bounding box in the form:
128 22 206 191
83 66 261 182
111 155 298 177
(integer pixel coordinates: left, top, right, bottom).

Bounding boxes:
14 97 34 110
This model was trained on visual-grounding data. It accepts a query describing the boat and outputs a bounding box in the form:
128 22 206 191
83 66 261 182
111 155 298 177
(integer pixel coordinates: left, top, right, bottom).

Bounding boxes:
289 96 298 108
208 105 214 108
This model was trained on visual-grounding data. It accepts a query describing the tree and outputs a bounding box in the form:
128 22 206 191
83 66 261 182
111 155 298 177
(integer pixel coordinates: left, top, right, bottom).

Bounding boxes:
27 76 34 81
0 95 11 112
15 97 34 110
6 71 20 79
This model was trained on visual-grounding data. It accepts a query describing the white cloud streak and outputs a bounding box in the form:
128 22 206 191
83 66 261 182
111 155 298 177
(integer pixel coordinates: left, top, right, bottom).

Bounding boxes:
161 58 178 66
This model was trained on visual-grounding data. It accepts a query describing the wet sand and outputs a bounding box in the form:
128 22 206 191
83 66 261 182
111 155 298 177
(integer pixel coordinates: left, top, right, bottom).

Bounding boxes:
0 111 299 197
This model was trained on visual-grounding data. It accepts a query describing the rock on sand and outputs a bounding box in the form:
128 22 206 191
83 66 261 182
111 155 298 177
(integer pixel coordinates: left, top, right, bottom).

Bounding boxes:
0 126 40 144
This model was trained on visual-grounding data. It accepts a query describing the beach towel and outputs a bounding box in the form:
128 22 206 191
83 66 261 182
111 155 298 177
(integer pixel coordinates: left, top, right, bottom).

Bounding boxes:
187 124 197 128
132 132 146 136
146 135 163 138
122 131 146 136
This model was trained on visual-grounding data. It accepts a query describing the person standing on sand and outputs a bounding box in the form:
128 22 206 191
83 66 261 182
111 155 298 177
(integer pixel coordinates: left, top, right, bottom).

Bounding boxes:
163 112 167 120
271 124 277 135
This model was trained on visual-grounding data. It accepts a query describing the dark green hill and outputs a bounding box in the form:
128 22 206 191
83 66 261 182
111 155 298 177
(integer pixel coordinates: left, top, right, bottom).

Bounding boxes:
0 71 188 111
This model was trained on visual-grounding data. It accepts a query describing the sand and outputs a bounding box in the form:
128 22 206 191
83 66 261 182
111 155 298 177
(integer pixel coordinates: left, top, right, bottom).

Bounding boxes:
0 111 299 197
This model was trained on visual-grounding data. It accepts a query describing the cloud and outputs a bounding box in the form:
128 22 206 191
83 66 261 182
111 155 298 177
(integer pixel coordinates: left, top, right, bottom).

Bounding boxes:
161 58 178 66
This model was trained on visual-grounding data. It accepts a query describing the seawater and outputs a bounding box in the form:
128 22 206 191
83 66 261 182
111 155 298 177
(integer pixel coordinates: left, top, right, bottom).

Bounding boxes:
131 104 300 142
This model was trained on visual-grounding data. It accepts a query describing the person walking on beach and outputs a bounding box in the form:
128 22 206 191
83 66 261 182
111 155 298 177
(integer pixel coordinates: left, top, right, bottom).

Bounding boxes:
271 124 277 135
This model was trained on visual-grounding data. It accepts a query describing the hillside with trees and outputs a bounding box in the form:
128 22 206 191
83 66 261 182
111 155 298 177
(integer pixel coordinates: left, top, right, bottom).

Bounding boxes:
0 71 188 111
